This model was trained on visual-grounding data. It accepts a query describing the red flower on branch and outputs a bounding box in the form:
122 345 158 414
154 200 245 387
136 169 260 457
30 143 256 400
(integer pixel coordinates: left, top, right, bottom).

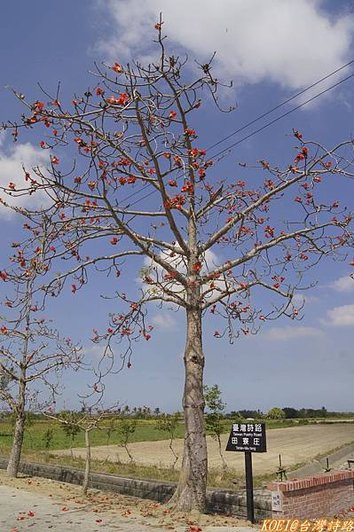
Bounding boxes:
111 63 123 73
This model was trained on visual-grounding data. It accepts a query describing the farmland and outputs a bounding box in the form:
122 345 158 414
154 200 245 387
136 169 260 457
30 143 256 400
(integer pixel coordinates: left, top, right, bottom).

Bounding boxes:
1 416 353 489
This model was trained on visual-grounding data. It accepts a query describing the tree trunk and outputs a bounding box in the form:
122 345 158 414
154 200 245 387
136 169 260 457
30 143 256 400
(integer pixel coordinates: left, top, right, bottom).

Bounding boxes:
169 307 207 512
82 428 91 495
7 380 26 477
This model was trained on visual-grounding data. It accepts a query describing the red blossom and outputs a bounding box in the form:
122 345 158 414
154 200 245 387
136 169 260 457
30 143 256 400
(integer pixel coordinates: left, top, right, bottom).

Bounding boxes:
169 110 177 119
110 237 118 245
0 271 8 281
51 156 60 165
96 87 105 96
164 271 177 281
181 181 194 193
260 160 270 170
111 62 123 73
173 155 182 167
184 128 196 137
295 153 305 162
192 261 202 273
34 101 44 112
107 93 129 106
264 225 275 238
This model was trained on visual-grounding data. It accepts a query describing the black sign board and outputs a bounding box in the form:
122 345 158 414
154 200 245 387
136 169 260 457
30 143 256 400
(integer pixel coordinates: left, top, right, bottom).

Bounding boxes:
225 422 266 453
225 422 267 523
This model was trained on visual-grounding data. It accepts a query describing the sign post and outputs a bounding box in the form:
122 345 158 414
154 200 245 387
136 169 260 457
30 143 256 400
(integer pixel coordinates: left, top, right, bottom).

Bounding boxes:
225 422 267 523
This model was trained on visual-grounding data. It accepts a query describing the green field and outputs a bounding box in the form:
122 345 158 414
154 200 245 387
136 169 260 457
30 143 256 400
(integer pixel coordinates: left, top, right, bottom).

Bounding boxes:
0 417 310 454
0 416 352 489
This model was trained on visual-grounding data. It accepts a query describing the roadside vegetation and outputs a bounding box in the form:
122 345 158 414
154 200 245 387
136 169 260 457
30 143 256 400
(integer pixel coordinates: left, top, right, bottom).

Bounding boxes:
0 407 353 455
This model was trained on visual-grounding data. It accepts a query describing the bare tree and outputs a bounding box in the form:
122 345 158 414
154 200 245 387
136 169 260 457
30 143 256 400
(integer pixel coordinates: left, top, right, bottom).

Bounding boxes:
117 416 137 463
45 405 107 495
156 412 181 469
0 22 353 510
0 255 81 477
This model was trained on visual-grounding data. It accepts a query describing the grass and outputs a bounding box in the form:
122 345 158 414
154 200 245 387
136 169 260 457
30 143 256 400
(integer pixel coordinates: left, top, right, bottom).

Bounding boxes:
0 417 305 453
5 449 275 490
1 416 351 490
0 418 185 452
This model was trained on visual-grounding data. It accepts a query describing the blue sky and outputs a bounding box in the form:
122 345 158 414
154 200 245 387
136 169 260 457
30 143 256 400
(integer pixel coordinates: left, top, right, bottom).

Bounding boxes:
0 0 354 413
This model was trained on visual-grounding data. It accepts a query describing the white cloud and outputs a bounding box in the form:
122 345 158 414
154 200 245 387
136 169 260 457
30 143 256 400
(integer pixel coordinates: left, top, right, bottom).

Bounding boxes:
142 247 224 302
151 313 177 329
265 325 323 341
95 0 354 91
326 304 354 327
0 142 49 217
291 293 319 307
330 275 354 293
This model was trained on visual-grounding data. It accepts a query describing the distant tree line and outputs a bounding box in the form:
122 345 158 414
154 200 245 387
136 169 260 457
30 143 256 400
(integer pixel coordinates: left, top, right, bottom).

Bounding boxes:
1 404 353 423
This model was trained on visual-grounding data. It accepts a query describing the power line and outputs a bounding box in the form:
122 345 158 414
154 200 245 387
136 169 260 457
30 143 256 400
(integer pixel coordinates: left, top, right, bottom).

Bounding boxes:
112 62 354 211
207 59 354 154
123 70 354 211
212 71 354 160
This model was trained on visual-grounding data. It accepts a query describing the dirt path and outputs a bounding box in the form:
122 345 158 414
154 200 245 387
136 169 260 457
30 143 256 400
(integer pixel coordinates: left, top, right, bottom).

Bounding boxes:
56 423 354 474
0 471 253 531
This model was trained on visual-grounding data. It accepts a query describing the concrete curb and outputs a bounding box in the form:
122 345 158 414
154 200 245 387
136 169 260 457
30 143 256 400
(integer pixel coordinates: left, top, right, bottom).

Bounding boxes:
0 457 272 519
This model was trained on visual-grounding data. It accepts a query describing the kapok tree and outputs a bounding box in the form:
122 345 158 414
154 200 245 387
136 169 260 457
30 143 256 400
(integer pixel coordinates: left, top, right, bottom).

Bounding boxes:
0 250 81 477
0 24 353 509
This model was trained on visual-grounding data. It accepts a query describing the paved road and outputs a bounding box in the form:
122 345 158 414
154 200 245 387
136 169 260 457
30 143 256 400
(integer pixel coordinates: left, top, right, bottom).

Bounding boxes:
0 485 164 531
0 484 256 531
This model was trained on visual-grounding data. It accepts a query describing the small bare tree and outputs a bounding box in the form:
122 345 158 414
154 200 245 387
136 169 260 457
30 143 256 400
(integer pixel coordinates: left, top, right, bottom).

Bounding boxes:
117 416 137 463
46 404 106 495
0 254 81 477
156 412 181 469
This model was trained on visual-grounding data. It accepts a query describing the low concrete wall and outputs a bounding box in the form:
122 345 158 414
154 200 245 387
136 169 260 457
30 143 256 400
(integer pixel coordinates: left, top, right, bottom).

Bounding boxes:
0 457 271 519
